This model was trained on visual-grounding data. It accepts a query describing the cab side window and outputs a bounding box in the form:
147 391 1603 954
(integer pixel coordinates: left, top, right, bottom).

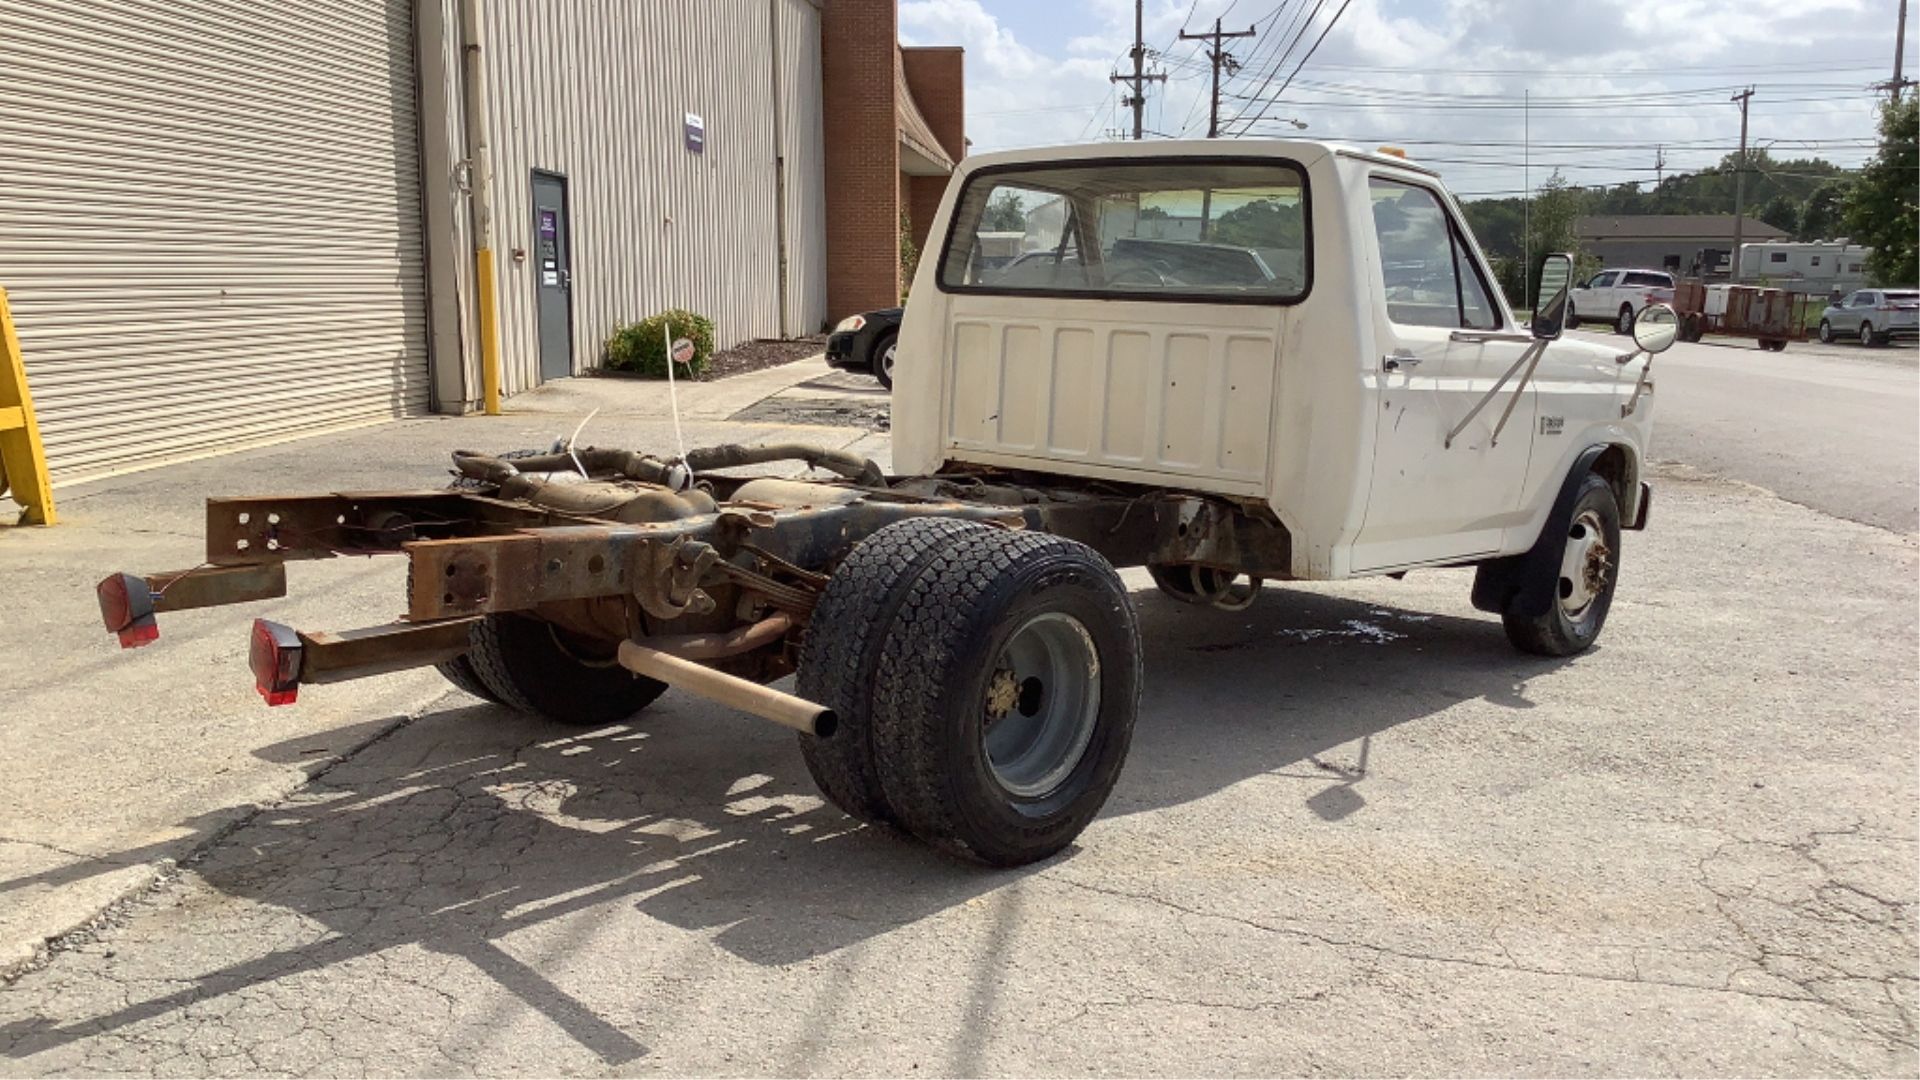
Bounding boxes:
1589 272 1618 289
1369 177 1501 330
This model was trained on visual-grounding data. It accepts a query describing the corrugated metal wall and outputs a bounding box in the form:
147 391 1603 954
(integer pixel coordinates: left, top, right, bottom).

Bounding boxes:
0 0 430 484
776 0 830 337
468 0 827 399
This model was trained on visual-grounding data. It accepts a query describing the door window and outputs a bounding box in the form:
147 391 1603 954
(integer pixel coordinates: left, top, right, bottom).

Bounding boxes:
1368 177 1500 330
1588 272 1618 289
938 160 1310 302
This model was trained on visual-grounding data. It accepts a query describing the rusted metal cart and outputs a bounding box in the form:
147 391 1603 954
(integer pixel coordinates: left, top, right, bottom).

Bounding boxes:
1671 279 1812 351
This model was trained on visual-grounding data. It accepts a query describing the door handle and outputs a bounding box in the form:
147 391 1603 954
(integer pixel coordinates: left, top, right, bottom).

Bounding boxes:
558 269 571 289
1382 350 1422 371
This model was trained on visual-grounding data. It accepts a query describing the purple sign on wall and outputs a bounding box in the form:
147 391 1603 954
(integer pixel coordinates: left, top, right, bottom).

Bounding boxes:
538 210 557 238
684 112 705 154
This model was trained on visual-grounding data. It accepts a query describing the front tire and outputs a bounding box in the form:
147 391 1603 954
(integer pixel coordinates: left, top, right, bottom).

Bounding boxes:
1502 473 1622 657
1818 319 1834 344
871 331 897 390
871 530 1142 866
1616 305 1635 335
464 613 667 726
1566 304 1579 330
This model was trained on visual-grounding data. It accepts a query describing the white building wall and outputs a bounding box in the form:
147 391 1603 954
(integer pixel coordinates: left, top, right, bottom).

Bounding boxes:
775 0 830 336
436 0 825 402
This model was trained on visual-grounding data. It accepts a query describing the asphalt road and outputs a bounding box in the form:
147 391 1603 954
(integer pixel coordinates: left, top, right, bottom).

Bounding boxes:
1579 329 1920 533
0 360 1914 1076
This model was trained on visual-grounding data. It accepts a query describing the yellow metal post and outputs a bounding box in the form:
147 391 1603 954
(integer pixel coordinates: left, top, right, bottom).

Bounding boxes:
476 248 503 415
0 287 56 526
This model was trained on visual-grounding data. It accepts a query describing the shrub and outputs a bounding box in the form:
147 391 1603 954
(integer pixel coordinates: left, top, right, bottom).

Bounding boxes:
604 308 715 378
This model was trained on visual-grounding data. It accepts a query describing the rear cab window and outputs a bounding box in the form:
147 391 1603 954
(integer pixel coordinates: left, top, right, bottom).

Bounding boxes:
938 159 1310 304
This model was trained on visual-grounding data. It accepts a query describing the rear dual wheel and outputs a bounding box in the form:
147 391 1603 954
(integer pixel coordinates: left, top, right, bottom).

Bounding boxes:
799 522 1142 866
459 613 667 726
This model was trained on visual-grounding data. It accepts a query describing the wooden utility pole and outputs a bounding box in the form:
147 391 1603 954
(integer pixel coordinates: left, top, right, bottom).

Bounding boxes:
1110 0 1166 140
1181 17 1257 138
1895 0 1910 102
1730 86 1753 283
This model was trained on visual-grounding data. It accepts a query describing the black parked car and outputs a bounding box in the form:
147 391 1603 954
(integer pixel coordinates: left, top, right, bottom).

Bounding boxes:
826 307 901 389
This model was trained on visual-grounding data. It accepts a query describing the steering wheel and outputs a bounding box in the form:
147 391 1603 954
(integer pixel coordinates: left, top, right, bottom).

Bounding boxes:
1106 264 1167 288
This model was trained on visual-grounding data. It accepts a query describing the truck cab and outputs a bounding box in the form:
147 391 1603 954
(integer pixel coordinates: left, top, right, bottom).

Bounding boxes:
894 139 1657 583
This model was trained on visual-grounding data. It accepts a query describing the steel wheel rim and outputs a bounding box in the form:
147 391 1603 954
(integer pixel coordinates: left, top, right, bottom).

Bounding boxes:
982 612 1101 798
1861 323 1873 344
1819 321 1831 342
1618 308 1633 334
1558 508 1612 619
880 342 896 379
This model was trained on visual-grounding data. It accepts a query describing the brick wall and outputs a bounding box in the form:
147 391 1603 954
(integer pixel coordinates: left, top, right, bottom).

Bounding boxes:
901 47 964 160
901 46 964 261
821 0 901 318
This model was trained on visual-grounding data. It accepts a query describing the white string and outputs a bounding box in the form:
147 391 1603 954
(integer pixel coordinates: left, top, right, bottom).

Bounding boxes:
662 322 691 482
564 407 599 477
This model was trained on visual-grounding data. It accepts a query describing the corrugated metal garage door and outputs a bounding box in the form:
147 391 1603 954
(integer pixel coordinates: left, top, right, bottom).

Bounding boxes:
0 0 429 485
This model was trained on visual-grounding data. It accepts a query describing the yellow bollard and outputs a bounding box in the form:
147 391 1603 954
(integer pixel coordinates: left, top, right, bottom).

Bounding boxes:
0 287 56 525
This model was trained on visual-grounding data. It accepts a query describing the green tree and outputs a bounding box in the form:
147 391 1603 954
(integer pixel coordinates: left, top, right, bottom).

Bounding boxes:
1756 194 1800 234
1211 198 1305 250
1842 96 1919 286
1797 180 1851 240
980 190 1027 232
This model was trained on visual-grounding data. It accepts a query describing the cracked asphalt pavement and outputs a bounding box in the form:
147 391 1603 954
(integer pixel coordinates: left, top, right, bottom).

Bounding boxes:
1 457 1913 1075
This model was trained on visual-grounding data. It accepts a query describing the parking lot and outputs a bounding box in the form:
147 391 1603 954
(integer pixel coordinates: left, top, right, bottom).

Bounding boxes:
0 357 1913 1074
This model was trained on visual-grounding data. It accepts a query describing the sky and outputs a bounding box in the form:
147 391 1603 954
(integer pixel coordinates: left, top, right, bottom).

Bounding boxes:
898 0 1918 202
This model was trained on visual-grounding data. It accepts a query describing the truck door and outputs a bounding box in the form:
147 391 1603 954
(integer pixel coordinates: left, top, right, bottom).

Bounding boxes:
1351 176 1536 573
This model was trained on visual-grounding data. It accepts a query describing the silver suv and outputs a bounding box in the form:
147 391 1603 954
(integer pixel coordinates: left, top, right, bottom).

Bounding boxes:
1818 289 1919 346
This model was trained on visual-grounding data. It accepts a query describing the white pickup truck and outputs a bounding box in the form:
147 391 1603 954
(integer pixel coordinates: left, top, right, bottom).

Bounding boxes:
1568 267 1677 335
97 140 1677 866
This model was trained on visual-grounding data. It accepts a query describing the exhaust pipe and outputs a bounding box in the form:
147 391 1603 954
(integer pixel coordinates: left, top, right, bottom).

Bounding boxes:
616 639 837 738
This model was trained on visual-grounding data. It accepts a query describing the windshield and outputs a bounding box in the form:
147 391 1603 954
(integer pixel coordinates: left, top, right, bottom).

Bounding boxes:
938 160 1310 303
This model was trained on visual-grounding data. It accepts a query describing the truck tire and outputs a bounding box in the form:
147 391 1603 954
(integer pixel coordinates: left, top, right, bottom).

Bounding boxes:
1616 304 1634 335
437 447 545 704
1818 319 1834 344
796 517 994 824
437 653 502 704
1502 472 1621 657
1565 303 1579 330
465 613 667 726
871 529 1142 867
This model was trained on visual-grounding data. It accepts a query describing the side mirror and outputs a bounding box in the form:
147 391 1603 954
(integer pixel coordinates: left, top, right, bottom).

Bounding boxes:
1532 253 1574 340
1632 303 1679 355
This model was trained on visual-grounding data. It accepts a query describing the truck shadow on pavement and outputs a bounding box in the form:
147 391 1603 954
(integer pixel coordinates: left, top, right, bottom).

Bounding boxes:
0 588 1574 1065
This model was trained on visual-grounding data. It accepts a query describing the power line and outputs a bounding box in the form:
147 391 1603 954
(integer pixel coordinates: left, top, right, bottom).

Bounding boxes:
1180 17 1259 137
1226 0 1356 133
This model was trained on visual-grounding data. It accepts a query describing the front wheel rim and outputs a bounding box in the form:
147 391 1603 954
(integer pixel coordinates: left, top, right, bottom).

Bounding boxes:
982 612 1101 798
1558 508 1612 620
880 342 896 379
1861 324 1873 344
1820 321 1831 341
1619 309 1633 333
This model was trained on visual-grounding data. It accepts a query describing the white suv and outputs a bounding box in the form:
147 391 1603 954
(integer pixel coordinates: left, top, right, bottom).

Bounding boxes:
1569 269 1677 335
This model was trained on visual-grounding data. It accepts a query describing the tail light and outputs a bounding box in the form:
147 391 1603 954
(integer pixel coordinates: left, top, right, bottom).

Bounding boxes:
249 619 303 706
96 572 159 648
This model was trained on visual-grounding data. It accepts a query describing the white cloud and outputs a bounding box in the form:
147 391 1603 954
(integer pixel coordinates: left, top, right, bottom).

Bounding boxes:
900 0 1911 198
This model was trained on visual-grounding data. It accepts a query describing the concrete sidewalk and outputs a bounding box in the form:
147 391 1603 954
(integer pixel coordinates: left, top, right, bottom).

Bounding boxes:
0 356 866 977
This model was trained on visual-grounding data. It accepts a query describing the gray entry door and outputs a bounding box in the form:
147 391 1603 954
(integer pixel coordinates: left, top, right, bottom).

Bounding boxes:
532 172 573 381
